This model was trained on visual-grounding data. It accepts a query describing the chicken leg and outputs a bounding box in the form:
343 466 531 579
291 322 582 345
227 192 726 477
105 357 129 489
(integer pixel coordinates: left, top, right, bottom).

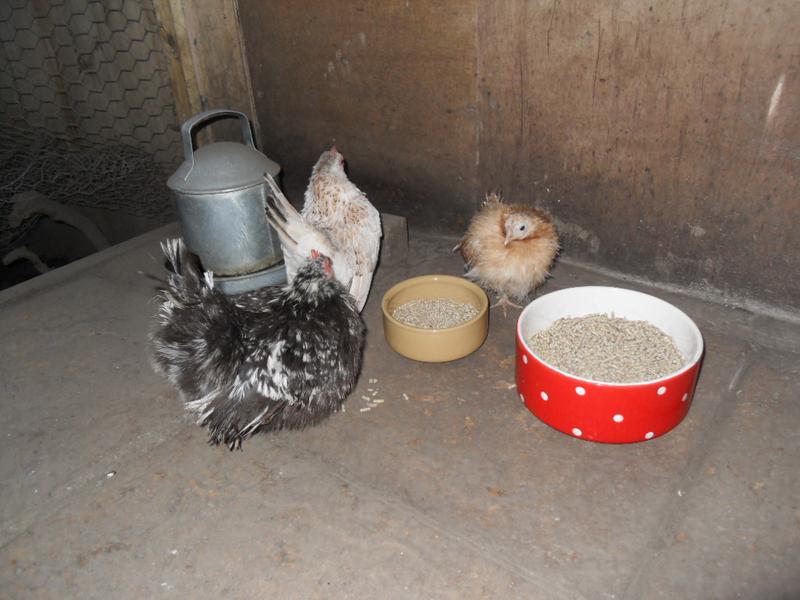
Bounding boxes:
490 294 523 318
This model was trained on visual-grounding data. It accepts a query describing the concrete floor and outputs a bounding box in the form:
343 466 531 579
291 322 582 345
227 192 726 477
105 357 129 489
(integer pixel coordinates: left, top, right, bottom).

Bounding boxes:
1 224 799 599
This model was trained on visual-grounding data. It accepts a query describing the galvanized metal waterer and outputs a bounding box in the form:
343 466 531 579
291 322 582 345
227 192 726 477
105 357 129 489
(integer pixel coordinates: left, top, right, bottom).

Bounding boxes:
167 109 287 294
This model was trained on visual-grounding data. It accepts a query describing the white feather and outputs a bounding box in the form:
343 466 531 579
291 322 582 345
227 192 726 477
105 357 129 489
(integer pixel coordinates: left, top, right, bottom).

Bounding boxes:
263 150 382 312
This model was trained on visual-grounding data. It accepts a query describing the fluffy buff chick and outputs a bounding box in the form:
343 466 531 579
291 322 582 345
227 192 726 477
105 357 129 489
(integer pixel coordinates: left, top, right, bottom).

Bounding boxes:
456 192 559 314
149 239 365 449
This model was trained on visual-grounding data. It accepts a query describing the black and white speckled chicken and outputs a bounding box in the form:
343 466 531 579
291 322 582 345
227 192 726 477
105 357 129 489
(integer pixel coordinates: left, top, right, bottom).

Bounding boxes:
149 238 365 449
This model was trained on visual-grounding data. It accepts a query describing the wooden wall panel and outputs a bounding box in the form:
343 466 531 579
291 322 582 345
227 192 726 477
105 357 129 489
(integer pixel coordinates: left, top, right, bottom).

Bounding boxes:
237 0 480 230
232 1 798 310
477 0 800 308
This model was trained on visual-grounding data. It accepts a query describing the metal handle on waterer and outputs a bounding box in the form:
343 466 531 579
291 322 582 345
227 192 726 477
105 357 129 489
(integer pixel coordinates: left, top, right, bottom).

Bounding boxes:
180 109 255 178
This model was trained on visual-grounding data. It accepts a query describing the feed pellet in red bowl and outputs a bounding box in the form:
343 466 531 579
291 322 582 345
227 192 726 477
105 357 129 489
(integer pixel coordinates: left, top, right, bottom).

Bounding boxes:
527 313 686 383
516 287 704 444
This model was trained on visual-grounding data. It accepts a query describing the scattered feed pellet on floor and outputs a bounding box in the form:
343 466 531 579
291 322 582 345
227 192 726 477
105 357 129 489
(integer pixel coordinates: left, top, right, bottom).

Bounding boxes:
391 298 479 329
527 313 686 383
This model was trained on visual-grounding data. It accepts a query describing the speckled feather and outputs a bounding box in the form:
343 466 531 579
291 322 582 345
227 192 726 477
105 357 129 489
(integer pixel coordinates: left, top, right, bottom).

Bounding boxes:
149 238 366 449
264 147 381 312
457 192 559 302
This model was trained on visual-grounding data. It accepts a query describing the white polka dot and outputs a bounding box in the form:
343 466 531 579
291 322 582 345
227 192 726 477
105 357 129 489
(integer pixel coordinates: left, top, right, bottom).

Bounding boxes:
522 354 528 364
682 393 688 402
571 427 582 437
519 393 525 403
613 414 624 423
645 431 654 440
540 391 549 401
575 386 586 396
657 386 667 395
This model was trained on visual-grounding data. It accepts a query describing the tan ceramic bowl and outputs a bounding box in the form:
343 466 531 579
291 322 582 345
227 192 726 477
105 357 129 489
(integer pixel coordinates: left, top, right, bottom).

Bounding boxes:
381 275 489 362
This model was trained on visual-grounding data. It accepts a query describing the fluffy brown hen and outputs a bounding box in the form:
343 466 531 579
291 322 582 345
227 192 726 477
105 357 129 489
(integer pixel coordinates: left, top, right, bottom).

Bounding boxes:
456 192 559 314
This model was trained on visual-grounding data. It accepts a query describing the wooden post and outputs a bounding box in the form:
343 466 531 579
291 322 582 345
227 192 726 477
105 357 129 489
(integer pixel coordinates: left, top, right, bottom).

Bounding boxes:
152 0 259 145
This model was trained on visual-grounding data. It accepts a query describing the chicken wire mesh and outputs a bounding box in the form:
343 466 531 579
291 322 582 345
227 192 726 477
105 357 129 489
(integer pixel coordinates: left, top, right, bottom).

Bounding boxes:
0 0 181 253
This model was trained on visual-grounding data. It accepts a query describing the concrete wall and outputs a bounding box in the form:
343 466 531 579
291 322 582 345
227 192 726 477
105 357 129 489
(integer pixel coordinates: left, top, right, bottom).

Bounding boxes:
238 0 800 311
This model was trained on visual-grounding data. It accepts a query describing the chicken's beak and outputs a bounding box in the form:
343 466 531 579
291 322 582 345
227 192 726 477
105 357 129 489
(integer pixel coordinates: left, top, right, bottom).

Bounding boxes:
503 232 512 247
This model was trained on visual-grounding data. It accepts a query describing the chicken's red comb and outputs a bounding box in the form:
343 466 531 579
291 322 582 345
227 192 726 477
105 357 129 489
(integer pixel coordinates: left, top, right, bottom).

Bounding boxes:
311 249 320 259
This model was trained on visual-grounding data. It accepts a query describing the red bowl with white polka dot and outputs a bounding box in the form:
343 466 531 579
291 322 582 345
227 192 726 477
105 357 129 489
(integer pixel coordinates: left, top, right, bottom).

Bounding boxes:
516 286 704 443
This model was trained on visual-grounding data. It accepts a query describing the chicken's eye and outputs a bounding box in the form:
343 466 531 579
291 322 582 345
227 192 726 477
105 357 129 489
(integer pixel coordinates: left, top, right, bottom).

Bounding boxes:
520 225 526 231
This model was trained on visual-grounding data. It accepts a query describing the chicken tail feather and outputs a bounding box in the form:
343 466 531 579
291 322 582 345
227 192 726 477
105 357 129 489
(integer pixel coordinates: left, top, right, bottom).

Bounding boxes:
263 172 336 281
263 173 301 223
160 237 206 297
150 239 246 396
265 195 298 247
